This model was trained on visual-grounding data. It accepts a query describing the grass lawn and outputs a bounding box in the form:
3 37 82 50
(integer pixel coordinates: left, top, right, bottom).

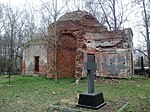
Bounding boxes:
0 75 150 112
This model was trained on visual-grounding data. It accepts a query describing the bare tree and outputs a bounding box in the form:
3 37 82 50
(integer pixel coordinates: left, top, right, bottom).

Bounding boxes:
142 0 150 77
0 4 3 74
132 0 150 77
141 0 150 77
35 0 70 82
0 35 2 73
85 0 134 30
0 3 34 75
2 5 21 74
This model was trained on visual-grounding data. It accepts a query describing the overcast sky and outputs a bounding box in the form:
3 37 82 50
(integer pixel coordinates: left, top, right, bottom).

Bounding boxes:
0 0 37 6
0 0 147 47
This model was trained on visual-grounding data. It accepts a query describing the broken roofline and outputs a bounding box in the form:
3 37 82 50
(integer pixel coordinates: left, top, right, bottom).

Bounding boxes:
23 34 58 48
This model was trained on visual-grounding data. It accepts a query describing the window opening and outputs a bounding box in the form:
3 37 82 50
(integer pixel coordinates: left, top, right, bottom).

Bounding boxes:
34 56 39 72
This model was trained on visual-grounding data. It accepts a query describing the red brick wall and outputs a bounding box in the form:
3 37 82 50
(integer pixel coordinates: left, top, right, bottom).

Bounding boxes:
23 11 133 79
48 11 132 79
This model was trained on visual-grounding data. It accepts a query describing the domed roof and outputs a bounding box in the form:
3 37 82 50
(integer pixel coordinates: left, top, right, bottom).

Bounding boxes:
58 10 96 21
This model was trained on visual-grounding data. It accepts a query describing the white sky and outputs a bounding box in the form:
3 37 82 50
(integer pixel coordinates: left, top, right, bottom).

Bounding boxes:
0 0 41 9
0 0 26 6
0 0 147 48
0 0 36 5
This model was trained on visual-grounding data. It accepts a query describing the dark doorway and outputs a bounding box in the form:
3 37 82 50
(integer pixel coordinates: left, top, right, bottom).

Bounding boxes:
34 56 39 72
57 34 77 78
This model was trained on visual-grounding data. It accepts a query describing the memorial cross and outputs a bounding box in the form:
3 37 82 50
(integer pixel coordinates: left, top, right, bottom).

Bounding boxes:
84 54 97 93
77 53 106 109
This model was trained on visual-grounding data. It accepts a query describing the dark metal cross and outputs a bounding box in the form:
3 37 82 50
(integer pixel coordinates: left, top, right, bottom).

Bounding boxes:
84 54 97 93
77 53 106 109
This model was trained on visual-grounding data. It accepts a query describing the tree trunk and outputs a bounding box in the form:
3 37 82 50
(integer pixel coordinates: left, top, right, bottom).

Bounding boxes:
112 0 117 30
148 47 150 77
54 0 59 83
143 0 150 77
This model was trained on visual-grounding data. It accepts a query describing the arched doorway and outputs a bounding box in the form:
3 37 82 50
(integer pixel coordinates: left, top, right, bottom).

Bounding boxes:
57 34 77 78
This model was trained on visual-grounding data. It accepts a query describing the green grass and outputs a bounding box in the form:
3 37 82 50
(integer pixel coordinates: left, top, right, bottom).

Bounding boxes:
0 75 150 112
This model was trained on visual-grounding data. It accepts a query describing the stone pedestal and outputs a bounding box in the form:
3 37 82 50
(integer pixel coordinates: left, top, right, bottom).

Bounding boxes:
77 92 106 110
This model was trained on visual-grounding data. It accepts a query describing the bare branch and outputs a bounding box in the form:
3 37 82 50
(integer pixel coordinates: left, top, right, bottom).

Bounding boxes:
134 49 149 58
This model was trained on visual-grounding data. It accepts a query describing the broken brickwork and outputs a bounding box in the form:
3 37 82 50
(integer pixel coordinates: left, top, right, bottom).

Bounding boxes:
22 10 133 79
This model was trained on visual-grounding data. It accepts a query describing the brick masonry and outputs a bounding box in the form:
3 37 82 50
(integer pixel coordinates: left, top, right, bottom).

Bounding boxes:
22 10 133 79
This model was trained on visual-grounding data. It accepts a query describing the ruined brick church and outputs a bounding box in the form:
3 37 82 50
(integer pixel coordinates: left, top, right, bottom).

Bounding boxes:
22 10 133 79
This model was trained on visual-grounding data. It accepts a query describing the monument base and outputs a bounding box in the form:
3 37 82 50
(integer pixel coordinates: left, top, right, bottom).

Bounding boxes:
76 92 106 110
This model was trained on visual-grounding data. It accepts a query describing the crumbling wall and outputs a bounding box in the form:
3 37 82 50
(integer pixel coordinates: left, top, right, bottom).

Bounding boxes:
83 28 133 78
23 10 133 79
22 44 48 76
47 11 133 79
